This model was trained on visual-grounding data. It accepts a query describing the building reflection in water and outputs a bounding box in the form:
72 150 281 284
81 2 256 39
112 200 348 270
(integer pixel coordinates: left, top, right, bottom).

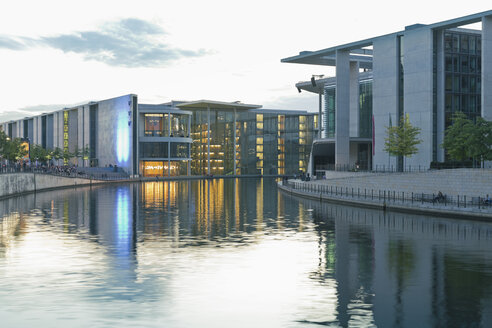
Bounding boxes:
298 196 492 327
1 179 492 327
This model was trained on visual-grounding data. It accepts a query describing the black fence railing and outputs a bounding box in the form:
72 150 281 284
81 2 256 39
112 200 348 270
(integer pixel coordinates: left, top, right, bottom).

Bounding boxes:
282 180 492 211
0 165 130 181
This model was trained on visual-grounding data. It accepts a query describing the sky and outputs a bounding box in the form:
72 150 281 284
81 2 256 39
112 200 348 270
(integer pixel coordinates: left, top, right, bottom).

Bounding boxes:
0 0 491 122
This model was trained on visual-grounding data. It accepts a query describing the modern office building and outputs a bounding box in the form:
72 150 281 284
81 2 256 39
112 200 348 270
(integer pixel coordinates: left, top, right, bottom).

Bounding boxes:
282 10 492 172
0 94 317 177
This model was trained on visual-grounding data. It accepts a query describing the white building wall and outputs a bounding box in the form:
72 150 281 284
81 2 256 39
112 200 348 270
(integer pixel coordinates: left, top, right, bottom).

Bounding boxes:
372 35 399 170
335 50 350 168
96 94 134 174
403 27 434 168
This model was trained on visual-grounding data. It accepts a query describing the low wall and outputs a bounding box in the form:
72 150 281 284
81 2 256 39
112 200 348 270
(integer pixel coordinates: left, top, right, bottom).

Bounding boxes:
311 169 492 198
0 173 105 200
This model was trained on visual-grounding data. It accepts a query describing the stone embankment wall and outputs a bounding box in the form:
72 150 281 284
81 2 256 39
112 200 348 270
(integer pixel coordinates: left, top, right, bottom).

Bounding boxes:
312 169 492 198
0 173 104 199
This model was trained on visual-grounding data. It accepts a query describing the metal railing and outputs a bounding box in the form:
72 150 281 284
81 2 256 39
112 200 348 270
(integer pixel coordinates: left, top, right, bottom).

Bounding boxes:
0 165 130 181
283 180 492 212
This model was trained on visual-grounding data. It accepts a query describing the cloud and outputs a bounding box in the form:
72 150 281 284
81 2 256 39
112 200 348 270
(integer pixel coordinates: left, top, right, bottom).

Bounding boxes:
0 18 209 68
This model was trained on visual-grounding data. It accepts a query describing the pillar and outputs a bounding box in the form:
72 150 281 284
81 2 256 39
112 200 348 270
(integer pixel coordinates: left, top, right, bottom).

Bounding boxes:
335 49 350 169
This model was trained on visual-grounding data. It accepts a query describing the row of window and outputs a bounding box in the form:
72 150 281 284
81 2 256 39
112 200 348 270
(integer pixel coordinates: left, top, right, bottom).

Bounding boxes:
139 142 190 159
444 33 481 55
445 74 481 94
143 114 190 137
445 54 481 74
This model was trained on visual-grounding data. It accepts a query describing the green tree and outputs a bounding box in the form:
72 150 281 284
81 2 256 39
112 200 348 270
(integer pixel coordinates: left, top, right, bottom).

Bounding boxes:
0 130 8 159
442 112 474 162
62 149 73 165
3 138 28 163
81 145 91 167
443 112 492 167
468 117 492 167
52 147 63 164
384 114 422 170
30 144 50 164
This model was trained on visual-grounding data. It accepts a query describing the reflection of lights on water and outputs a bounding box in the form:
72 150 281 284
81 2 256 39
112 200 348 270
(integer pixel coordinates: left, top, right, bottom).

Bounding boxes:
115 188 131 257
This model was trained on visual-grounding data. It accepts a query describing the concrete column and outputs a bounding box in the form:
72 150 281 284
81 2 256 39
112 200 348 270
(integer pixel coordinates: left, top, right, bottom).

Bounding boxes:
373 36 399 170
436 29 446 162
349 61 360 138
403 27 434 168
335 49 350 169
482 15 492 120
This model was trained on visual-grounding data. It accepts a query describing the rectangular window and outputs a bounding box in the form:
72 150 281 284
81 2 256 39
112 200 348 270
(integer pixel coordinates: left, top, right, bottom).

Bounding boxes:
452 34 459 52
461 55 469 73
460 35 469 53
444 33 452 51
461 76 469 93
144 114 164 136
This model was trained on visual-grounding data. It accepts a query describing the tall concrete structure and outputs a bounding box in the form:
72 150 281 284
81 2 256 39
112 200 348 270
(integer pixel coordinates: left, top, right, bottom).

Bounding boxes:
283 10 492 172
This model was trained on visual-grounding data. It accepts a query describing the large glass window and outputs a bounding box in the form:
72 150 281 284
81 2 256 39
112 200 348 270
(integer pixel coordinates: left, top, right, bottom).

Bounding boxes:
140 142 168 158
170 114 189 137
359 81 373 138
144 114 169 137
324 87 335 138
170 142 189 158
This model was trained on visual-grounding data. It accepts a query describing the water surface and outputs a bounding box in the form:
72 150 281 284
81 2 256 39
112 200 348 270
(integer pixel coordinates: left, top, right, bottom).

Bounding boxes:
1 178 492 327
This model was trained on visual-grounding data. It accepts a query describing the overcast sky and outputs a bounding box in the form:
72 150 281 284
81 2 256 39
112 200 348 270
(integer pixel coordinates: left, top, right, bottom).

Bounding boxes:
0 0 490 122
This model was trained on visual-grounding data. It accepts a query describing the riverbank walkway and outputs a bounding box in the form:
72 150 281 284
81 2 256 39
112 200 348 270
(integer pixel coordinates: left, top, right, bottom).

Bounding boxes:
278 169 492 220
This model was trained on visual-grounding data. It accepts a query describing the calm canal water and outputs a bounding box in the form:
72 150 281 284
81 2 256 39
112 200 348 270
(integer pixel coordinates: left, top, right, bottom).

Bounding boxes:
1 178 492 327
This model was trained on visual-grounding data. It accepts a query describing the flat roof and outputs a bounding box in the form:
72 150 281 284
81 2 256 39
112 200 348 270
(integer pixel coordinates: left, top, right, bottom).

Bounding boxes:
175 100 262 110
282 10 492 67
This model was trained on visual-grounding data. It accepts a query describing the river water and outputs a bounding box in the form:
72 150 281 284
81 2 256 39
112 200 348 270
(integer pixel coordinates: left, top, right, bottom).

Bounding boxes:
1 178 492 327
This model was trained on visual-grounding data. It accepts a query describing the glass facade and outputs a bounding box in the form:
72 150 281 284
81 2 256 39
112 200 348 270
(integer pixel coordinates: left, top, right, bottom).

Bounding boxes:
187 107 315 176
359 81 373 138
324 87 336 138
443 30 482 161
444 31 482 126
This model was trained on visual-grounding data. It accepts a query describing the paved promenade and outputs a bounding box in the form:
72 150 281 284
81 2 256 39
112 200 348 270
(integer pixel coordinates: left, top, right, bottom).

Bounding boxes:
279 169 492 219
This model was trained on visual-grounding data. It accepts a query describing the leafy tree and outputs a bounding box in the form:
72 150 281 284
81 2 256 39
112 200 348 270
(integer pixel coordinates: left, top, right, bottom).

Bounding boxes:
52 147 63 163
0 130 8 158
62 149 73 165
442 112 474 162
468 117 492 167
384 114 422 168
443 112 492 167
30 144 50 163
81 145 91 167
3 138 28 163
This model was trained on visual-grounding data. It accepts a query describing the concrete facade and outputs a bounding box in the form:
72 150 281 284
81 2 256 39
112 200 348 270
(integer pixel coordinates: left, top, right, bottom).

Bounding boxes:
372 35 399 170
283 10 492 171
402 27 434 168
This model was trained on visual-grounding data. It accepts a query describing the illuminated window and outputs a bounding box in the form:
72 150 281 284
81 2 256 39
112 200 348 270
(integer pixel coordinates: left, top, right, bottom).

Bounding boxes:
256 145 263 152
256 137 263 145
256 114 263 122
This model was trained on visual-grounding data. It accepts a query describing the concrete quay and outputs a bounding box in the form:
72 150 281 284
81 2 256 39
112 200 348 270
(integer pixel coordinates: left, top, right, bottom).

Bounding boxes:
279 169 492 220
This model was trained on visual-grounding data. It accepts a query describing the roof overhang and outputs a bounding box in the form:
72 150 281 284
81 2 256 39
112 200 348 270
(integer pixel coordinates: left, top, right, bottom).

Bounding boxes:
282 10 492 67
176 100 262 110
